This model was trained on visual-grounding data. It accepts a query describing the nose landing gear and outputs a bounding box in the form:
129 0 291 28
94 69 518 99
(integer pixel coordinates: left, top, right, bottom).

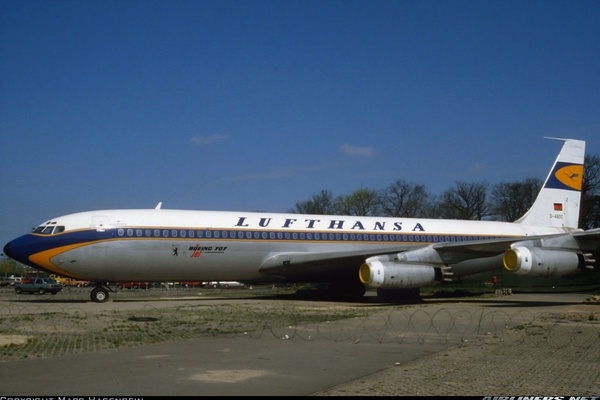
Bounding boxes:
90 284 113 303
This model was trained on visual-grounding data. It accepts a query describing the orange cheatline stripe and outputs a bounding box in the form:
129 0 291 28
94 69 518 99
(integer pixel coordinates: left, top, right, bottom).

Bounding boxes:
28 242 96 278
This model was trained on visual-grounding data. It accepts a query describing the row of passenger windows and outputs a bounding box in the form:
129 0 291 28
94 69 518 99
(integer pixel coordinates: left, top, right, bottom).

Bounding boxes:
116 228 495 243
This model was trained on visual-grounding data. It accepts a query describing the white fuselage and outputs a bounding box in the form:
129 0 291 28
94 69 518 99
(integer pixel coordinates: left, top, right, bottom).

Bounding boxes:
22 209 569 283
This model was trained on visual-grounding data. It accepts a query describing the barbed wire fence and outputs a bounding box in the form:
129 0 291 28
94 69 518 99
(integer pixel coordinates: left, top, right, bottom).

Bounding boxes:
0 299 598 363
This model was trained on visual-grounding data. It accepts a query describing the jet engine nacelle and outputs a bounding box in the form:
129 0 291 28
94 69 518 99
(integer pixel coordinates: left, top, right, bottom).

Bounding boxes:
359 258 436 289
503 246 581 277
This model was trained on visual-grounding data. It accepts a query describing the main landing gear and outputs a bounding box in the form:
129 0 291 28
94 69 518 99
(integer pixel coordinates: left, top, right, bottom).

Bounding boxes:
90 283 113 303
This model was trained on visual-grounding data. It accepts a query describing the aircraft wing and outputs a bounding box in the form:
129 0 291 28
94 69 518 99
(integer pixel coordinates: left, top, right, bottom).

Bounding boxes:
428 232 597 265
258 230 600 280
259 236 527 273
257 239 512 280
432 236 521 255
258 247 399 279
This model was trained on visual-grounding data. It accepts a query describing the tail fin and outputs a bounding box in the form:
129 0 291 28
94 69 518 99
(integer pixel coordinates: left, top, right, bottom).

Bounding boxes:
514 138 585 229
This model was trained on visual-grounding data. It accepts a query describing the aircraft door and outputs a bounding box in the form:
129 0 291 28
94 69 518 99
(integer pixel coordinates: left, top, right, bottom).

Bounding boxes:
92 215 109 232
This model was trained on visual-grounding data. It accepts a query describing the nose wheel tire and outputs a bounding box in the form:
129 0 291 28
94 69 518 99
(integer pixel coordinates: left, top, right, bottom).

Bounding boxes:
91 287 109 303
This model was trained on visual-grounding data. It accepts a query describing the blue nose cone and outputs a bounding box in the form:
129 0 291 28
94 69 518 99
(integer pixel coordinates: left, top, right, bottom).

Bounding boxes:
4 240 15 259
3 235 34 267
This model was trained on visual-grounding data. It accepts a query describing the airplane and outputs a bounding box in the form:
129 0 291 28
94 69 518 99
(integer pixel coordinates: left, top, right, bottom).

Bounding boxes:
3 138 599 303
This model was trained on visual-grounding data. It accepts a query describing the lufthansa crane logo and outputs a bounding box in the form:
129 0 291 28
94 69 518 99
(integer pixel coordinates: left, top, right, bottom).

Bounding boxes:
554 164 583 191
545 162 583 191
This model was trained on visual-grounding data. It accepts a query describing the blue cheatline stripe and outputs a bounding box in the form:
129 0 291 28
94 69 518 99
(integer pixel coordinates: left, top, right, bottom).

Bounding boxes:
111 227 506 245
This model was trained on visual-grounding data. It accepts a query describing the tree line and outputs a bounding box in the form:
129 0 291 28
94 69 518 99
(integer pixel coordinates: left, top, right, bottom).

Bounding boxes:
290 154 600 230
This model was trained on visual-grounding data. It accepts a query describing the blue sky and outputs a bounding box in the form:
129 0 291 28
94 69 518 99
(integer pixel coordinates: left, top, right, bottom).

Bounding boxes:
1 0 599 249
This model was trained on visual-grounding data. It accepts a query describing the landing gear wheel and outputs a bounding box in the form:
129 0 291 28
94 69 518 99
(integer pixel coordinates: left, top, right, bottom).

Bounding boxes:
91 287 109 303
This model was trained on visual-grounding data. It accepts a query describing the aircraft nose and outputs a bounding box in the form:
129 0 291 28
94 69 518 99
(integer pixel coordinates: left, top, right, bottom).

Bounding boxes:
3 236 33 266
3 241 14 259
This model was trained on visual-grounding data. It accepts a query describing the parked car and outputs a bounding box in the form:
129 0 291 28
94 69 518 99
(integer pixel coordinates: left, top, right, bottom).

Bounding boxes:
14 277 62 295
61 278 90 287
204 281 247 288
176 281 202 288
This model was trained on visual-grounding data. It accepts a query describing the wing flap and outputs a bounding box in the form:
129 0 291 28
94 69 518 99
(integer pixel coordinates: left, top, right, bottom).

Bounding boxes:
573 228 600 240
258 248 398 277
432 236 521 255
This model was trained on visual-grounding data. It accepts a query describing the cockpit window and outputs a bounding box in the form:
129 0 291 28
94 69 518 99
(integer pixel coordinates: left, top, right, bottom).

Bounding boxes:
33 225 66 235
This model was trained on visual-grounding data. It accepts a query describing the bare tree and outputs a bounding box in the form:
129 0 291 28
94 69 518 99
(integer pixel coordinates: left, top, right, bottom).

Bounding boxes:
376 179 430 217
334 188 379 216
289 189 336 214
581 154 600 229
288 153 600 228
489 177 542 222
438 181 489 220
